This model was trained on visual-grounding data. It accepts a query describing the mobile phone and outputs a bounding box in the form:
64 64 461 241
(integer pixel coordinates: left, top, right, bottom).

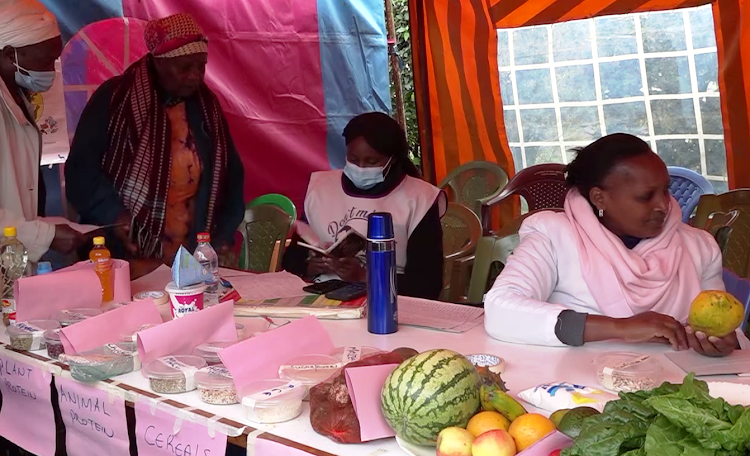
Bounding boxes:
303 280 346 295
325 282 367 301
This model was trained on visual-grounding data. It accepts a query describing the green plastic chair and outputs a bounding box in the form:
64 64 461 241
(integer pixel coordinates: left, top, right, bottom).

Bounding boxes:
466 235 520 303
247 194 297 221
440 203 482 301
238 204 293 273
438 161 509 219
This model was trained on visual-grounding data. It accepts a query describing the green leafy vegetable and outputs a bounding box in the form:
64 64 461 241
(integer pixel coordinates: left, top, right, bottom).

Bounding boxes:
561 374 750 456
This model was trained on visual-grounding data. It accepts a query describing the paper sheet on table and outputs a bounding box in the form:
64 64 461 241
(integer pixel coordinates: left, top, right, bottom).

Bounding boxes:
398 296 484 332
230 271 309 300
130 265 172 296
42 217 101 234
665 349 750 376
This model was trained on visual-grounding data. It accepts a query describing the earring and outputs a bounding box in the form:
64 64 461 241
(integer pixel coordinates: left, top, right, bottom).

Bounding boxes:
598 208 604 218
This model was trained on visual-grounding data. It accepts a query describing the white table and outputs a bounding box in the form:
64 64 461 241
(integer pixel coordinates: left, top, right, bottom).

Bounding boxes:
1 316 748 456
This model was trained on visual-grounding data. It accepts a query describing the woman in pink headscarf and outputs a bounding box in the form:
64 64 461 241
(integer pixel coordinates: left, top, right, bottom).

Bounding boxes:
485 133 748 356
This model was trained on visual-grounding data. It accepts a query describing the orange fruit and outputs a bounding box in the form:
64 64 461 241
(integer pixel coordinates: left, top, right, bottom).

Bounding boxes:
508 413 556 451
466 411 511 437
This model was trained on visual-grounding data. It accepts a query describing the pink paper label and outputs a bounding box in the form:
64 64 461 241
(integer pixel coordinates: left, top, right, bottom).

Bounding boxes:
0 354 56 456
255 438 312 456
135 401 226 456
56 377 130 456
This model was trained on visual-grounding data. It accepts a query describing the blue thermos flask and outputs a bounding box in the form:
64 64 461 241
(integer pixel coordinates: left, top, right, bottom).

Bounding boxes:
366 212 398 334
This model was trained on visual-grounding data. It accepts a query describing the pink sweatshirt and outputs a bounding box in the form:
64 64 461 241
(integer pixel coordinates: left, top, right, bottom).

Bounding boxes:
485 191 749 349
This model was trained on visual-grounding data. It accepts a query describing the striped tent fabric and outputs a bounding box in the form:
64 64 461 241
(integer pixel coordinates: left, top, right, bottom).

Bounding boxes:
413 0 750 192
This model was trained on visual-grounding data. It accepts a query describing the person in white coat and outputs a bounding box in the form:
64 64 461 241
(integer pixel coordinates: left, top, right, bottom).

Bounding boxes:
485 133 748 356
0 0 84 261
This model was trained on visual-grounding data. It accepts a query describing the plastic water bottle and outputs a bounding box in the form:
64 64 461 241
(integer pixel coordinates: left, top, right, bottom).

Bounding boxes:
37 261 52 275
194 232 219 306
366 213 398 334
1 227 28 327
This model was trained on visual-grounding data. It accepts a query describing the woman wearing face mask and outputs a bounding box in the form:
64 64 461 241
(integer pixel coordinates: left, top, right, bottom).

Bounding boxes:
0 0 85 262
283 112 446 300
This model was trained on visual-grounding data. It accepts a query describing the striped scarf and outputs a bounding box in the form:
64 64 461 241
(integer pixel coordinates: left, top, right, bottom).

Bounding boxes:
102 56 229 258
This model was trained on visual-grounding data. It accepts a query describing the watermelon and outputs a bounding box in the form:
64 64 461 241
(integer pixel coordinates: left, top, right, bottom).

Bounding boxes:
380 349 480 446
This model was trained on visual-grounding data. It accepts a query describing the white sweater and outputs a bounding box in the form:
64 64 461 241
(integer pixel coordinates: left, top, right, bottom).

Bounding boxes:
0 78 54 261
484 211 749 349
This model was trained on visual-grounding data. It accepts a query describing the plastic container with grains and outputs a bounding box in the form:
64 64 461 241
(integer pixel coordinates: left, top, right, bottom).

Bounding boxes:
195 366 237 405
240 379 305 424
595 352 664 393
52 308 102 327
193 341 237 366
60 343 141 382
8 320 60 351
278 353 342 390
44 329 65 359
145 355 206 394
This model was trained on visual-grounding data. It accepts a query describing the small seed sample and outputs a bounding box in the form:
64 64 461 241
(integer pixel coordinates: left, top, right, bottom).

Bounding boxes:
150 377 189 394
9 336 34 351
46 341 64 359
198 386 238 405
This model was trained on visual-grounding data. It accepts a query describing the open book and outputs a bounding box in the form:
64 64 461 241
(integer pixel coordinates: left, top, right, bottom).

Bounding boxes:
295 222 367 258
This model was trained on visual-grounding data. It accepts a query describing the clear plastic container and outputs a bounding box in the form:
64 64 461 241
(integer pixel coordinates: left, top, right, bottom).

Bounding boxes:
8 320 60 351
329 346 383 365
240 379 305 423
193 341 237 365
278 354 342 388
145 355 207 394
595 352 663 393
52 308 102 327
195 366 237 405
44 328 65 359
236 323 246 340
60 343 141 382
120 324 160 343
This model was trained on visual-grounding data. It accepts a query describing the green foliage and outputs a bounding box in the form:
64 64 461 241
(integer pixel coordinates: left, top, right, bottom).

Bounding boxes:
562 374 750 456
389 0 421 168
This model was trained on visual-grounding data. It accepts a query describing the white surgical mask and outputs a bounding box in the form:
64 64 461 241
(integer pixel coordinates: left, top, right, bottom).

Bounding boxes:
14 49 55 92
344 157 392 190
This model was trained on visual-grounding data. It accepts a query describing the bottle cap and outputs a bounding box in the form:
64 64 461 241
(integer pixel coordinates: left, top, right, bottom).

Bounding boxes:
367 213 394 240
197 232 211 243
93 236 105 246
37 262 52 275
3 227 17 237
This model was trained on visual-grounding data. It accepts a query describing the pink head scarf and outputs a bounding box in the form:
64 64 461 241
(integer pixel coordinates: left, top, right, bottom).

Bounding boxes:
564 189 701 321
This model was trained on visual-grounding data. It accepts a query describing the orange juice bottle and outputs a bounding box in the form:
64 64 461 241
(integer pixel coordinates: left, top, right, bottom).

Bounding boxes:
90 236 114 304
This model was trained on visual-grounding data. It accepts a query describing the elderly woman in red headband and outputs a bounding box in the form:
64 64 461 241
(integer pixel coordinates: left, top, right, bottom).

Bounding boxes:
66 13 245 277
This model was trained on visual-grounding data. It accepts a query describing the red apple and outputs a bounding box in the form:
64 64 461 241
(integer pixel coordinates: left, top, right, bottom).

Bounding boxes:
472 429 516 456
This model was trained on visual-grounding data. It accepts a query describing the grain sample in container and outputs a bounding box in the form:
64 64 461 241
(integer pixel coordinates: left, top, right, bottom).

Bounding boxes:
8 319 60 351
145 355 207 394
44 328 64 359
195 365 238 405
240 379 305 424
278 353 342 393
193 340 237 366
596 352 663 393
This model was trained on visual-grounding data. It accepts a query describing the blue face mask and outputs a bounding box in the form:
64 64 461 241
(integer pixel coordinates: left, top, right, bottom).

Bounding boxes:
14 49 55 93
344 157 392 190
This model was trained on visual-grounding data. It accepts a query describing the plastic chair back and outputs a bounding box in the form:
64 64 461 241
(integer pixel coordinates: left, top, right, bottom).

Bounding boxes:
667 167 714 223
238 204 293 273
693 189 750 229
722 268 750 332
467 235 520 303
247 194 297 221
481 164 567 233
492 208 564 238
706 209 750 278
441 203 482 300
438 161 509 217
